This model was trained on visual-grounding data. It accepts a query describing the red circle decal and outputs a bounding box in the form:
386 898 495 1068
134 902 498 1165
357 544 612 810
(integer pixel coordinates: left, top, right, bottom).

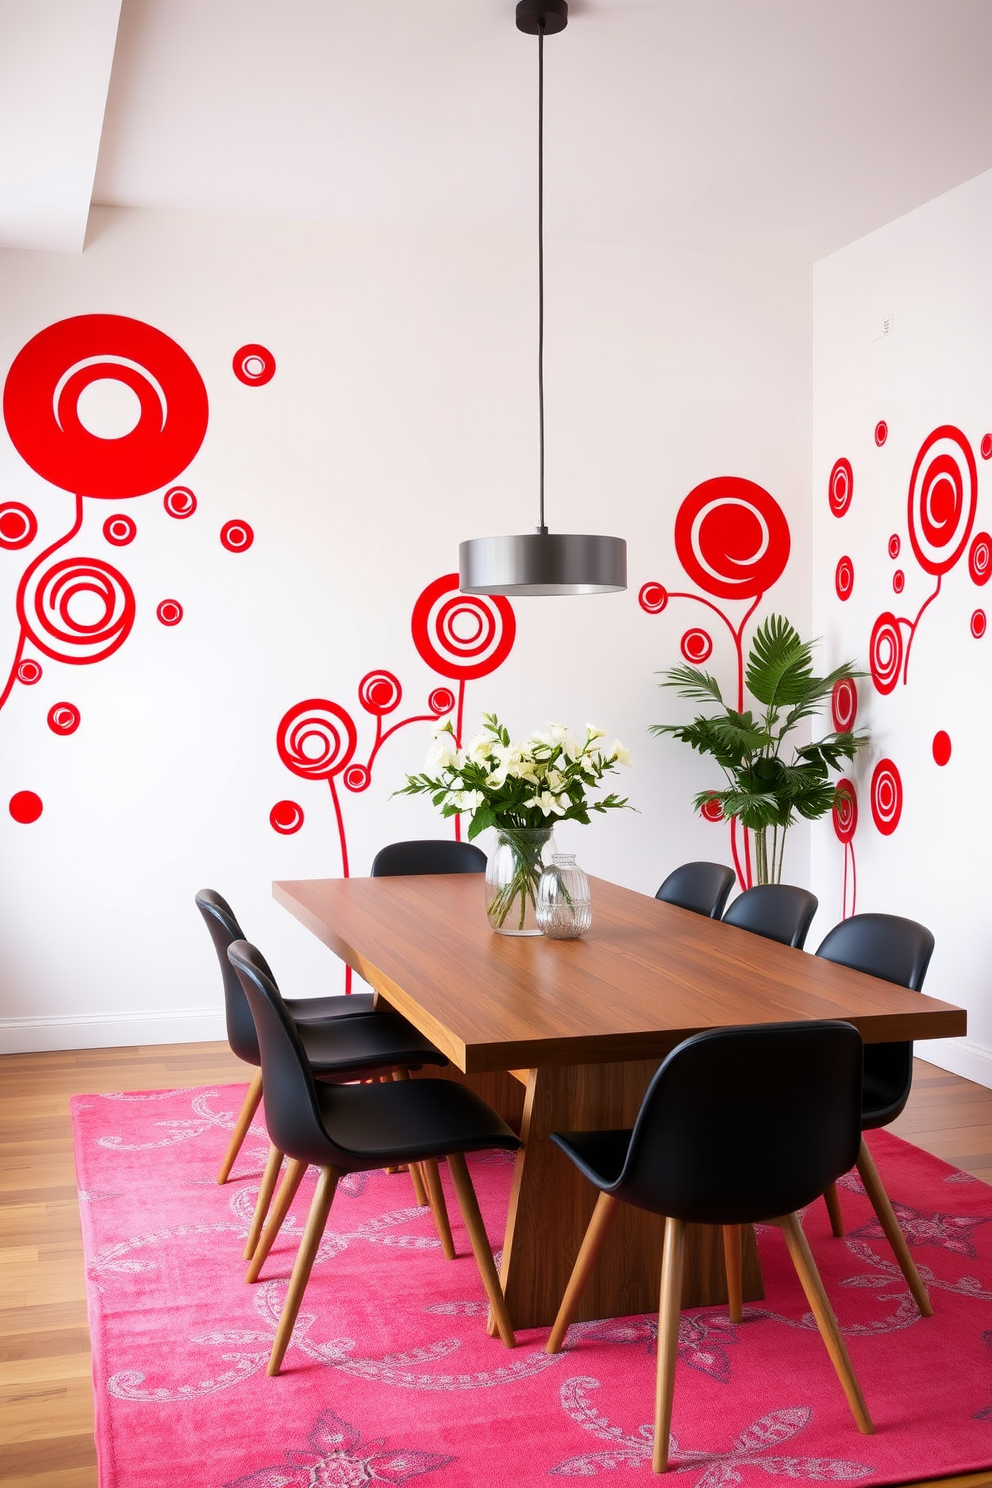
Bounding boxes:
907 425 977 575
981 433 992 460
428 686 456 717
233 345 276 386
17 658 42 684
874 421 888 447
47 702 80 734
675 477 790 599
343 762 372 793
680 628 713 664
10 790 43 824
828 459 853 517
220 519 254 552
700 794 724 823
3 315 208 498
103 514 136 546
932 731 952 766
18 557 135 664
968 532 991 586
156 599 183 626
358 671 402 717
277 699 357 780
971 609 986 639
870 759 903 836
831 678 858 733
270 799 304 834
0 502 38 550
869 613 903 694
888 534 901 559
411 573 515 681
835 556 854 601
164 486 197 519
832 779 858 844
638 582 669 614
892 569 904 594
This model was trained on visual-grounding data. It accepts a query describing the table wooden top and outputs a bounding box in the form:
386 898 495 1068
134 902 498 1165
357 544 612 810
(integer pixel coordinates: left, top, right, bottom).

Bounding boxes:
274 873 967 1074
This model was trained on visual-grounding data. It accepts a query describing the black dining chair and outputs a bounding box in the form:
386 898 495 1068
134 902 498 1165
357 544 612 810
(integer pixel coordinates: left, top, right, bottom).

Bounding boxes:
722 883 819 949
195 889 453 1258
228 938 521 1373
371 838 487 876
655 861 735 919
815 912 936 1316
545 1020 873 1473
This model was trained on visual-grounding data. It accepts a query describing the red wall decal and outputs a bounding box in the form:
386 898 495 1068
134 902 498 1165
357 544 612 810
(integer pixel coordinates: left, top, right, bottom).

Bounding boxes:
932 731 952 766
164 486 197 519
156 600 183 626
828 458 853 517
270 800 304 834
831 678 857 733
968 532 990 585
0 503 38 549
639 475 792 888
868 612 902 694
875 421 888 447
888 534 901 559
835 556 854 600
907 425 977 576
971 609 986 638
232 345 276 387
103 514 137 546
831 777 858 919
16 659 41 685
870 758 903 836
892 569 905 594
47 702 80 735
9 790 42 823
19 557 135 664
981 434 992 460
220 520 254 552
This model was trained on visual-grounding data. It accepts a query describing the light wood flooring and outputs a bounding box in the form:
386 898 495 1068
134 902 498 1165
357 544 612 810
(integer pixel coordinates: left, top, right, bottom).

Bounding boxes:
2 1043 991 1488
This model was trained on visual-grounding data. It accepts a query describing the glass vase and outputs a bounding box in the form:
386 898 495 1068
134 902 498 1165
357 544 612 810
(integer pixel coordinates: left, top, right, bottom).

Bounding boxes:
485 828 557 936
537 852 592 939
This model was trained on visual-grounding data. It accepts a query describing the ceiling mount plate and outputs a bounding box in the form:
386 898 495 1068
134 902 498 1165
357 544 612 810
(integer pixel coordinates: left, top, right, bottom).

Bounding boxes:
515 0 568 36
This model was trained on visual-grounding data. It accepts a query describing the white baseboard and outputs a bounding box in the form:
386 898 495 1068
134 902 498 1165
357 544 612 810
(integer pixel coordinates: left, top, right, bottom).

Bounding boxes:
915 1035 992 1090
0 1008 227 1055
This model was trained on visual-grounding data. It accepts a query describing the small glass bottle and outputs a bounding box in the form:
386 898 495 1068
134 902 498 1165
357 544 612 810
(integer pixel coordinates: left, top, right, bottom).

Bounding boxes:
537 852 592 940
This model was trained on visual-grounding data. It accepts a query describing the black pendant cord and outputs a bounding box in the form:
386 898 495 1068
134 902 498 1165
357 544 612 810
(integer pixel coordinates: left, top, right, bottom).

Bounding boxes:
537 21 548 536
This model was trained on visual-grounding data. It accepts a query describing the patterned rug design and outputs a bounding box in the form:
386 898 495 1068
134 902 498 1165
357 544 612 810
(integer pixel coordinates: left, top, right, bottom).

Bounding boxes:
70 1083 992 1487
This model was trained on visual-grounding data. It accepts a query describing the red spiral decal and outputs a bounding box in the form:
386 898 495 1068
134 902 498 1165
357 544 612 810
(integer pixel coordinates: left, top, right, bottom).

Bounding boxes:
834 555 854 601
343 762 372 793
638 582 669 614
680 628 713 664
220 519 254 552
18 557 135 664
156 599 183 626
358 670 402 716
907 425 977 575
700 794 724 823
103 514 136 546
9 790 43 824
888 534 901 559
428 686 456 717
164 486 197 519
16 658 42 685
981 433 992 460
831 678 858 733
269 799 304 835
2 314 208 498
972 609 987 639
869 612 903 694
411 573 515 680
47 702 80 735
828 458 853 517
932 731 952 767
277 698 357 780
0 502 38 550
892 569 904 594
674 477 790 599
233 344 276 386
968 532 991 586
874 421 888 447
832 779 858 844
870 758 903 836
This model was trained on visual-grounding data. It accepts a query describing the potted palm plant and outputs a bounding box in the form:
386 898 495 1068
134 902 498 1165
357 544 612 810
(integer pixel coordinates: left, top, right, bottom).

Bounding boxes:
651 615 866 884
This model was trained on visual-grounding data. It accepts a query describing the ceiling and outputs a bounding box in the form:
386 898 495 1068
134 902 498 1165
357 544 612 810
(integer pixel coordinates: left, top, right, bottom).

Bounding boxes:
3 0 992 260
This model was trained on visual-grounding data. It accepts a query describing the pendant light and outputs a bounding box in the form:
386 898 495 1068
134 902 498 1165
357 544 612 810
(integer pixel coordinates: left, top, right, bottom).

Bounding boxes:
458 0 626 597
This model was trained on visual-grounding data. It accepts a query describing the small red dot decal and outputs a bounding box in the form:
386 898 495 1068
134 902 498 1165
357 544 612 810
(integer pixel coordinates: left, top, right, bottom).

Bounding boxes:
10 790 43 823
874 421 888 447
270 800 304 834
932 731 951 766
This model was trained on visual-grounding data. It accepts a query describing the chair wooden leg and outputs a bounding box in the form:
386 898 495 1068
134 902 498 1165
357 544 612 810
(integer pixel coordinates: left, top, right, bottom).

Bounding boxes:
653 1216 686 1474
775 1213 873 1435
408 1161 429 1208
245 1159 308 1283
547 1193 620 1353
421 1159 457 1260
245 1144 284 1260
217 1069 263 1184
722 1224 743 1324
268 1165 340 1376
823 1181 845 1237
447 1151 516 1349
856 1137 932 1317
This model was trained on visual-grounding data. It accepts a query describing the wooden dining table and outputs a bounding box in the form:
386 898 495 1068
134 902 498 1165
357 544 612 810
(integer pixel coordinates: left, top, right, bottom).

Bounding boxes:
273 872 967 1331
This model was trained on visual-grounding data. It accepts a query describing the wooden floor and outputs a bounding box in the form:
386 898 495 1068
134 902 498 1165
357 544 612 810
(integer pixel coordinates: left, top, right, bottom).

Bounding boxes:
2 1044 991 1488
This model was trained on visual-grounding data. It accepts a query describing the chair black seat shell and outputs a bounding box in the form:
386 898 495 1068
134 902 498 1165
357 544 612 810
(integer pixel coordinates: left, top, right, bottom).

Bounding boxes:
371 839 487 877
228 938 521 1374
655 861 735 919
546 1021 874 1471
721 883 819 950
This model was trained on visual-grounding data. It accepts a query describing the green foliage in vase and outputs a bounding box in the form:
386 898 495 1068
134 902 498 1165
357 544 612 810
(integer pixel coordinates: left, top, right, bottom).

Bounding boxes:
650 615 867 884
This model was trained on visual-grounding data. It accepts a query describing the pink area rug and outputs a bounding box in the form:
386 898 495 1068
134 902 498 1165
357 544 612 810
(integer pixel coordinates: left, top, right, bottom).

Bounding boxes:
71 1083 992 1488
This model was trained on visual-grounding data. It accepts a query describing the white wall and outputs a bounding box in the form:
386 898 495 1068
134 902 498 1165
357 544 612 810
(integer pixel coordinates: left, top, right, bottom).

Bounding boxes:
0 205 811 1051
811 168 992 1087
